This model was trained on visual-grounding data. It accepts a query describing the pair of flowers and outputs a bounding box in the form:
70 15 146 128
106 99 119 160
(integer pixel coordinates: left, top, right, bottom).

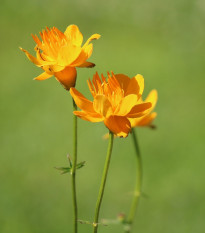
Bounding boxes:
21 25 157 137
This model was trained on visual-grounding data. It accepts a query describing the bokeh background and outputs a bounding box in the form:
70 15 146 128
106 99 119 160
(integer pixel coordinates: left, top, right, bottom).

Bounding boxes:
1 0 205 232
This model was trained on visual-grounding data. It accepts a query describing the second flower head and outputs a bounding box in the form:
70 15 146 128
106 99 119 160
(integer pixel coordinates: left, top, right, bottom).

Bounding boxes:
70 72 153 137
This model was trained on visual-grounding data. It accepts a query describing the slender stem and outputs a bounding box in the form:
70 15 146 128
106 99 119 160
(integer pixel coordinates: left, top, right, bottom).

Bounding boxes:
93 132 114 233
71 98 78 233
125 129 142 233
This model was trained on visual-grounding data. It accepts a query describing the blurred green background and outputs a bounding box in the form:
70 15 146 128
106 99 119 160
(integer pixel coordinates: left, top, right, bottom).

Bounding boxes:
1 0 205 232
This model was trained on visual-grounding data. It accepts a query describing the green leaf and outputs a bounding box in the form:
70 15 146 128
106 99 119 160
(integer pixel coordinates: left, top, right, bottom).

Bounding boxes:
54 161 85 175
76 161 86 169
54 166 71 174
67 154 72 167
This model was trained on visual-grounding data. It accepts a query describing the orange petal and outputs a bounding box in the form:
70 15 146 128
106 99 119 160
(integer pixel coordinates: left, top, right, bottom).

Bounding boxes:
83 43 93 58
45 64 66 73
73 111 103 122
70 43 93 67
32 34 42 47
130 112 157 127
70 34 100 67
54 67 77 90
93 95 113 118
20 47 52 66
129 91 158 128
139 112 157 126
57 44 82 66
77 61 95 68
70 87 96 113
115 94 138 116
34 72 53 80
114 74 130 91
145 89 158 113
104 116 131 138
127 102 152 118
125 74 144 98
83 33 101 48
64 25 83 47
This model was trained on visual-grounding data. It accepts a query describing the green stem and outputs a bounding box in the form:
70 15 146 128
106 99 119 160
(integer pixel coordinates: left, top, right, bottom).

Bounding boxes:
93 132 114 233
125 129 142 233
71 98 78 233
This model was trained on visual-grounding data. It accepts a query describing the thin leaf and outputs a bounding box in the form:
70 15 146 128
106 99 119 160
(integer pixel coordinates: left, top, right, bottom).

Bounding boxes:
54 166 71 174
76 161 86 169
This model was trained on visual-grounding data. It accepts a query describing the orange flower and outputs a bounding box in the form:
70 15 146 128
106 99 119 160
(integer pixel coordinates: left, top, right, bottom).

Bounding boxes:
20 25 100 90
70 72 152 137
129 89 158 128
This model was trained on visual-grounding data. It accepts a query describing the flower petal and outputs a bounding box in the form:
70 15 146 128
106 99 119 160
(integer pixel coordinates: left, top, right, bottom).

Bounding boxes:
130 112 157 127
145 89 158 113
73 111 103 122
57 44 82 66
114 74 130 91
127 102 152 118
83 33 101 47
54 67 77 90
41 64 64 75
34 72 53 80
70 43 93 67
64 25 83 47
125 74 144 97
20 47 52 66
76 61 95 68
104 116 131 138
70 34 100 67
93 95 113 118
115 94 138 116
70 87 96 113
140 112 157 126
83 43 93 58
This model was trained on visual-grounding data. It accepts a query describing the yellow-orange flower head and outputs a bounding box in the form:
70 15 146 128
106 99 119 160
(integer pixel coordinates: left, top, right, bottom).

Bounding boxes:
129 90 158 128
70 72 152 137
20 25 100 90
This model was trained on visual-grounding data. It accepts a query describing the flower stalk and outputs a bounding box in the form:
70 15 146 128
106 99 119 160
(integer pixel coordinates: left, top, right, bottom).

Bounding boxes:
125 129 142 233
93 132 114 233
71 98 78 233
